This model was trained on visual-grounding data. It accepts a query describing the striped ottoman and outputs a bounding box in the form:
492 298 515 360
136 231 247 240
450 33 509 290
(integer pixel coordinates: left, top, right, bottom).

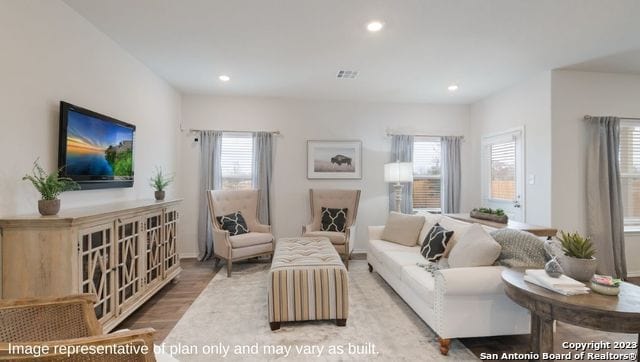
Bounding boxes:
268 237 349 330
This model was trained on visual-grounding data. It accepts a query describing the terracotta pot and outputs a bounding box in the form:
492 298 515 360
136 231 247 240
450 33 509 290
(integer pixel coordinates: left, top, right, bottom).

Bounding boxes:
155 191 165 201
38 199 60 216
558 255 598 282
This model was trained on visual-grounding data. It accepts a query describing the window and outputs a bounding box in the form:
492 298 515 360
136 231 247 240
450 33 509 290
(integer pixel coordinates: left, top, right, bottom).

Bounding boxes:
619 121 640 229
412 137 441 212
489 141 516 201
220 133 253 190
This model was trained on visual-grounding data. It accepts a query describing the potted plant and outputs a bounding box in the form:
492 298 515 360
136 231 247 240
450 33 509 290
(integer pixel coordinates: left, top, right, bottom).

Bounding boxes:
470 207 508 224
150 166 173 201
22 159 80 216
556 231 597 282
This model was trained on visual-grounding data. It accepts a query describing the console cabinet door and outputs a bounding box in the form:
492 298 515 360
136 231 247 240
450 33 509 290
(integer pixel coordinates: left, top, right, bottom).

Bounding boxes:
79 223 116 325
144 211 164 288
163 207 179 277
115 216 143 314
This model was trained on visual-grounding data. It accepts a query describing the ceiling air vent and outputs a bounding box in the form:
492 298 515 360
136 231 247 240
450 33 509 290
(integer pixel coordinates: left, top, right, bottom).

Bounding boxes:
336 70 358 79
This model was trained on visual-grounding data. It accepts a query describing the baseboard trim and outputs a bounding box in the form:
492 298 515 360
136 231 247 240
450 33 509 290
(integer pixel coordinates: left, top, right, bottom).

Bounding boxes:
180 252 199 259
627 271 640 278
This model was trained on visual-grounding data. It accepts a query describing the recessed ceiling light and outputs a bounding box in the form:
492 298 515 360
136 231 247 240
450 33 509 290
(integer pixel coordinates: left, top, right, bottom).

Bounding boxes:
448 84 459 92
218 75 230 82
366 21 384 32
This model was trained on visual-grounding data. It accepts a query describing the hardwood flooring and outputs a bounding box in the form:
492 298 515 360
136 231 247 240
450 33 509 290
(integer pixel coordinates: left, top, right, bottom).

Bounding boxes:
119 258 640 357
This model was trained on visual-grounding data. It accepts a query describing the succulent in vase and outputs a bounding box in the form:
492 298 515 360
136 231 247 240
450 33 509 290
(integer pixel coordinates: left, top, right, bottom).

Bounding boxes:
150 166 173 201
556 231 598 282
22 159 80 215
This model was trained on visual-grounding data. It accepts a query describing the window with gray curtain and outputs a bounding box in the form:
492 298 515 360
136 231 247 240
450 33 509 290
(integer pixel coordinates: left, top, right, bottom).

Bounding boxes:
441 136 462 213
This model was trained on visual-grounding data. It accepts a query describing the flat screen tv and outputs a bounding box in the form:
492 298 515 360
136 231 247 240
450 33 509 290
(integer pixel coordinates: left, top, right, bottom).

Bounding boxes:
58 101 136 189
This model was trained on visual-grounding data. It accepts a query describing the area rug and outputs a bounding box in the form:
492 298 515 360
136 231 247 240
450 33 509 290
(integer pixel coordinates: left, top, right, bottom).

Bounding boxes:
163 260 478 361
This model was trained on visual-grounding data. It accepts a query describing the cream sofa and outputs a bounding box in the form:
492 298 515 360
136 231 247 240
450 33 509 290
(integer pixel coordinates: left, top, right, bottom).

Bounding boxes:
367 214 530 355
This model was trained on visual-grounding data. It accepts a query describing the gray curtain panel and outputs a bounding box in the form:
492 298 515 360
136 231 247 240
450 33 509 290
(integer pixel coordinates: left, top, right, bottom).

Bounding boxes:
586 116 627 279
441 136 462 213
389 135 414 213
252 132 273 225
197 130 223 261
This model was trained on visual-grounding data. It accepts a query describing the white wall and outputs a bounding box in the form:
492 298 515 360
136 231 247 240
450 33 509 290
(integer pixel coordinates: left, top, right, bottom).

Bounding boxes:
551 70 640 276
179 95 471 255
0 1 181 291
469 72 552 226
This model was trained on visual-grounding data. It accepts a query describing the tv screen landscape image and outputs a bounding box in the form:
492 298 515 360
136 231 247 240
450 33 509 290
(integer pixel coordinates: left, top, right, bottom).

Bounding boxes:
59 102 135 189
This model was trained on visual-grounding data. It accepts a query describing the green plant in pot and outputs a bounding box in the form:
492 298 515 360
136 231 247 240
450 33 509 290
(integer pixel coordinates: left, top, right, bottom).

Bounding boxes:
150 166 173 201
22 159 80 216
556 231 597 282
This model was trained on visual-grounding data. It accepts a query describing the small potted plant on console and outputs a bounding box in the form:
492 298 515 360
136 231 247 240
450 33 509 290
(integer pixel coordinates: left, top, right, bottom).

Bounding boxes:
150 166 173 201
22 159 80 216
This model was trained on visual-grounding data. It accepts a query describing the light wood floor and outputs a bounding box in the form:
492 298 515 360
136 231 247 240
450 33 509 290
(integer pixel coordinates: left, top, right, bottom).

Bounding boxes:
118 258 640 357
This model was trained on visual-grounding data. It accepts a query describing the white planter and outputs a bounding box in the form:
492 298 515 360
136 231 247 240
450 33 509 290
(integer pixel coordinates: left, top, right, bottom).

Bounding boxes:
558 255 597 282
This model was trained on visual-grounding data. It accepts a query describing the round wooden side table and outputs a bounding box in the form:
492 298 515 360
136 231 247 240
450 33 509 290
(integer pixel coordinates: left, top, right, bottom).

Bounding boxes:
501 269 640 360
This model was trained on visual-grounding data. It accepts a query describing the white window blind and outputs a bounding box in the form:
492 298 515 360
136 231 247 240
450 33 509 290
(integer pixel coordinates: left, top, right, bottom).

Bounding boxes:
619 121 640 227
221 133 253 190
413 138 441 211
489 141 516 201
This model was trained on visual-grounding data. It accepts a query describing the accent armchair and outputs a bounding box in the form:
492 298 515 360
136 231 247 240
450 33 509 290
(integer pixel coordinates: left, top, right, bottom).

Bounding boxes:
207 189 274 276
0 294 161 361
302 189 361 268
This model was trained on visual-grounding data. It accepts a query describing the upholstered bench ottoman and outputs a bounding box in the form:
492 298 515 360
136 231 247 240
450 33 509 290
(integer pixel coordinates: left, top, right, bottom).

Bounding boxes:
268 237 349 331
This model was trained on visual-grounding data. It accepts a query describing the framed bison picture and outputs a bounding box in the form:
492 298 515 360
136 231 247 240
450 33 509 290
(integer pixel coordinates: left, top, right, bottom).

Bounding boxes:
307 140 362 179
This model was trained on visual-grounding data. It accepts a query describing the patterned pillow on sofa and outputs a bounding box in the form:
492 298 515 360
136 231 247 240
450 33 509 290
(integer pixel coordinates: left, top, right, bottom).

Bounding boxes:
216 211 249 236
420 223 454 262
320 207 348 232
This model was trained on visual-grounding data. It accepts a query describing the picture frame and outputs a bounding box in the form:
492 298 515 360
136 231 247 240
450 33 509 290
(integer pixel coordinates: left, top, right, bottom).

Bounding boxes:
307 140 362 179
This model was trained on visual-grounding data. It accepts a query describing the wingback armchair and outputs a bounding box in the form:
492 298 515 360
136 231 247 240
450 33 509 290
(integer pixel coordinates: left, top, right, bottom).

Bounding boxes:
207 189 274 276
0 294 162 361
302 189 361 268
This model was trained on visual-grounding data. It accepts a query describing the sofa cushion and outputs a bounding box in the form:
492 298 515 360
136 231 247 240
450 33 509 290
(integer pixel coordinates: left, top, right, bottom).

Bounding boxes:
439 216 472 257
216 211 249 236
303 231 346 245
368 239 416 260
320 207 348 232
379 251 426 275
229 232 273 248
448 224 501 268
400 265 436 308
381 212 426 246
417 212 442 246
420 223 454 262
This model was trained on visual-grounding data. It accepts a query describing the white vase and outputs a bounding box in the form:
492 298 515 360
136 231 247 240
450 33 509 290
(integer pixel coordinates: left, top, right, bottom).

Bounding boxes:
558 255 597 282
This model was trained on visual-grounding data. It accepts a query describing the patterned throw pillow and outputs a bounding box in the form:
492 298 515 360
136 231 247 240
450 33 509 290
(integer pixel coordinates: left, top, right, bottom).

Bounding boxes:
420 223 454 262
216 211 249 236
320 207 348 232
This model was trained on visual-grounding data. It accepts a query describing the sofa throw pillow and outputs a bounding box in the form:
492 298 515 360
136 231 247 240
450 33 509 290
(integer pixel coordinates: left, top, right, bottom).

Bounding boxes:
420 223 454 262
489 229 547 268
320 207 348 232
448 224 502 268
439 216 472 258
381 212 426 246
216 211 249 236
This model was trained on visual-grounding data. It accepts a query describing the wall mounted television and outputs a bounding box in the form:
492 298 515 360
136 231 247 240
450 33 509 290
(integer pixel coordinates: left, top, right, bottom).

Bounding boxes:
58 101 136 190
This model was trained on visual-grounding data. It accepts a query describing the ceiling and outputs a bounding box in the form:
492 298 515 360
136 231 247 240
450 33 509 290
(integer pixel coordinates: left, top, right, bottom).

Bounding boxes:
562 48 640 75
63 0 640 104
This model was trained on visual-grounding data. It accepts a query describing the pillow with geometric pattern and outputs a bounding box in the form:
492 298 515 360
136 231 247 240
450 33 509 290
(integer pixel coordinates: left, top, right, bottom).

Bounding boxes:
216 211 249 236
420 223 454 262
320 207 348 232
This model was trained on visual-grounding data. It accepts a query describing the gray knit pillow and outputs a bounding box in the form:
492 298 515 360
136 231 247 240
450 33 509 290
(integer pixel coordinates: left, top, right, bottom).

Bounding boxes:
489 229 547 268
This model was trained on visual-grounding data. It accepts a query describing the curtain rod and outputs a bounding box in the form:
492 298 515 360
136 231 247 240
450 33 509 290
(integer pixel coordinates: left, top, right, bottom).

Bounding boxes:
188 128 281 135
584 115 640 121
386 132 465 140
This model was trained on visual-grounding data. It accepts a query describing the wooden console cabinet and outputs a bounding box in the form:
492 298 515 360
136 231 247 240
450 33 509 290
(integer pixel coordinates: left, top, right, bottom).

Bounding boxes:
0 199 182 332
